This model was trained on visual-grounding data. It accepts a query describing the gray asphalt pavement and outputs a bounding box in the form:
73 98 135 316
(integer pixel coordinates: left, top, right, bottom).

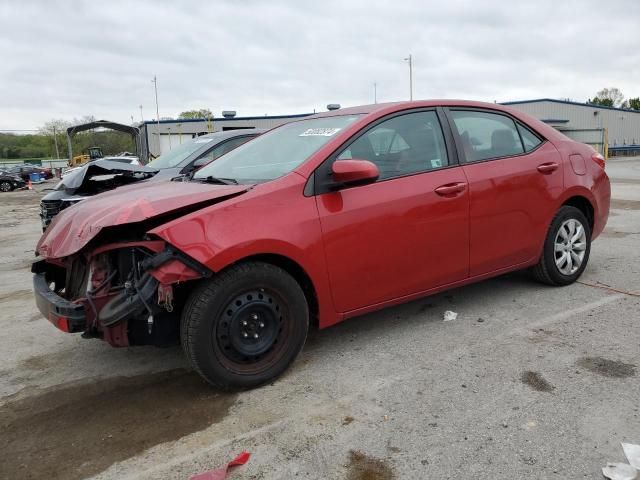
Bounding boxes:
0 159 638 479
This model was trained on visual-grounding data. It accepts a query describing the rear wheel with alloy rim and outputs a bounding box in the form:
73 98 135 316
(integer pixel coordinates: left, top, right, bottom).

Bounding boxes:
0 181 12 192
554 218 587 275
182 262 309 390
532 205 591 286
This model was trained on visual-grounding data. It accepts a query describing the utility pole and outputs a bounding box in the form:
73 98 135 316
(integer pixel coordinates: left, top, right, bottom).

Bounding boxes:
152 76 160 124
52 126 60 159
139 104 144 123
404 54 413 100
374 82 377 104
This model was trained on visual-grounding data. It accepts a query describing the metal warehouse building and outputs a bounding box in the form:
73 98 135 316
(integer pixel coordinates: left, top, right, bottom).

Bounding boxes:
139 112 312 161
503 99 640 156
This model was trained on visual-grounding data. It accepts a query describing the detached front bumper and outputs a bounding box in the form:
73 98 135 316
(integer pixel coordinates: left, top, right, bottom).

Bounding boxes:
32 269 86 333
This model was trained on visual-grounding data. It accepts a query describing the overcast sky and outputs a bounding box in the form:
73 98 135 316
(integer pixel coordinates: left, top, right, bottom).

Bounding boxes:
1 0 638 130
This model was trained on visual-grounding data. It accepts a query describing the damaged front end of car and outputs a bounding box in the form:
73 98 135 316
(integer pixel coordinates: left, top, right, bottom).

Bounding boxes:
32 179 252 347
32 240 210 347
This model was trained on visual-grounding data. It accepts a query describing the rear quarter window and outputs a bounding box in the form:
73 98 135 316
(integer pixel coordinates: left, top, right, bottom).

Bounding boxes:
517 123 543 152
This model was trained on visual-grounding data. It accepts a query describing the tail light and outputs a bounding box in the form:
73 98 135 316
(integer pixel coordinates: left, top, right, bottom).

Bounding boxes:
591 153 606 169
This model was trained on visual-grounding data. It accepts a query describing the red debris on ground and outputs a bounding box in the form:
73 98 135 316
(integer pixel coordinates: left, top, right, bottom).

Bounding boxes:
190 451 251 480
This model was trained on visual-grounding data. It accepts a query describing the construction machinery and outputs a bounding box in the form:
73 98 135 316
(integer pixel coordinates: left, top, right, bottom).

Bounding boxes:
69 146 104 167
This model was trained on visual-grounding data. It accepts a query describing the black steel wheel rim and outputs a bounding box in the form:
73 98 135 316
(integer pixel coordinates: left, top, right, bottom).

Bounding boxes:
214 288 290 373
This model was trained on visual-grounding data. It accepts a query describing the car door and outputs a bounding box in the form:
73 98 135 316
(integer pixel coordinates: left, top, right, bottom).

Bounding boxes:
445 108 564 276
315 110 470 313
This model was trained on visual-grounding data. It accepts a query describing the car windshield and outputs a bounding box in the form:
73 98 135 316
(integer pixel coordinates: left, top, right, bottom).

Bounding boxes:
147 137 214 169
193 115 361 183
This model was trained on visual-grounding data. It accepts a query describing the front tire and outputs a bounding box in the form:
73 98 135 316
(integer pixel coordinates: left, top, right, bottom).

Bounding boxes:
532 205 591 286
0 181 12 192
181 262 309 390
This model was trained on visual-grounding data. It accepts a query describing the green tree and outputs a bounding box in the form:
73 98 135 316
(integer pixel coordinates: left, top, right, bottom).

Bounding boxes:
627 97 640 110
38 119 71 158
588 97 613 107
588 87 625 107
178 109 212 119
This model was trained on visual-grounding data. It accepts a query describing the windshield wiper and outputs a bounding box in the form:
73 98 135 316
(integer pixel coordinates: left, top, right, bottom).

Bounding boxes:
196 176 238 185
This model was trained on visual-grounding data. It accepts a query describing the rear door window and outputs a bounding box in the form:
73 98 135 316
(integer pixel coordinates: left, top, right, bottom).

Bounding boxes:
449 110 525 162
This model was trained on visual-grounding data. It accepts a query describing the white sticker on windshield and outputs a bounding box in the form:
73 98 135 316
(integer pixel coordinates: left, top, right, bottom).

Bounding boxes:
194 138 214 144
430 158 442 168
299 128 341 137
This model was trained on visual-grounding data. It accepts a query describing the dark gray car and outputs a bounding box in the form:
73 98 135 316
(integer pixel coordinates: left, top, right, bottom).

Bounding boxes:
40 129 264 229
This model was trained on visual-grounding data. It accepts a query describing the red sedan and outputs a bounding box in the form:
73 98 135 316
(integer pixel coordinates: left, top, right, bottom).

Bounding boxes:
33 100 610 389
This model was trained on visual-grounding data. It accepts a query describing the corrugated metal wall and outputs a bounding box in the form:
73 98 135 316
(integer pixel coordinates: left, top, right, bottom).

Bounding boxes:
505 101 640 147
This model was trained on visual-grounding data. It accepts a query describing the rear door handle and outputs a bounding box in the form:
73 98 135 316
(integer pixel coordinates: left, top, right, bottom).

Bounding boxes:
537 162 559 174
434 182 467 197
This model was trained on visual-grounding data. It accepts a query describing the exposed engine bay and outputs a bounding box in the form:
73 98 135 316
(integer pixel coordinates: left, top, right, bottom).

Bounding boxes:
33 241 209 347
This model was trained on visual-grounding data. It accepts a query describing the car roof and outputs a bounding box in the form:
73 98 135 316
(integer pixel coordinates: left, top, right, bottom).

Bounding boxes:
308 99 528 118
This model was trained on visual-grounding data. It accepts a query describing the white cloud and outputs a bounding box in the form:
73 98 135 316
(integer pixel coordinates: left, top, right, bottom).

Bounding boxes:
0 0 638 129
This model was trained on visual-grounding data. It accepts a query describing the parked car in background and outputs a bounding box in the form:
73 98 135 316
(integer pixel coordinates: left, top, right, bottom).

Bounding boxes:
39 129 263 229
0 170 26 192
33 100 609 390
7 164 54 181
144 129 265 175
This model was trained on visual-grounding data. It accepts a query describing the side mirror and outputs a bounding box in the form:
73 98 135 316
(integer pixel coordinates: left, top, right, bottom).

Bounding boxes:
331 159 379 188
193 157 210 168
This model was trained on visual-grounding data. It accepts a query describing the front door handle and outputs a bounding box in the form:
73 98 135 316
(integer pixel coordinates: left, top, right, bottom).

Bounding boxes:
434 182 467 197
537 162 559 174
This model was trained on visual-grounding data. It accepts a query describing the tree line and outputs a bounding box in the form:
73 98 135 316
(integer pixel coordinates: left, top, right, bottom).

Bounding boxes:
1 116 135 160
587 87 640 109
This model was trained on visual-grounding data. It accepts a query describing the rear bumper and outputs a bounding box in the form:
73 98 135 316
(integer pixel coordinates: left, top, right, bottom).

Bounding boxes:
33 272 86 333
592 171 611 239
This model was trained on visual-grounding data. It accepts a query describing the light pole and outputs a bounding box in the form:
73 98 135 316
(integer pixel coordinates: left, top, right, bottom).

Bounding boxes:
139 104 144 123
404 54 413 100
151 75 161 153
52 126 60 159
374 82 377 104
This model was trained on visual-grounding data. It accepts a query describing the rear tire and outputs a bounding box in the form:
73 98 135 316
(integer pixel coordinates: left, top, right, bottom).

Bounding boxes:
532 206 591 286
181 261 309 390
0 181 12 192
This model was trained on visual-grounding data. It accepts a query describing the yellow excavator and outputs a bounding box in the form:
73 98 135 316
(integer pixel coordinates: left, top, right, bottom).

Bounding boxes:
69 146 104 168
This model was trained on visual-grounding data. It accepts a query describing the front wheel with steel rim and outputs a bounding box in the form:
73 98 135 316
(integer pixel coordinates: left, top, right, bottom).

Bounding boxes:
532 205 591 286
181 262 309 390
0 181 12 192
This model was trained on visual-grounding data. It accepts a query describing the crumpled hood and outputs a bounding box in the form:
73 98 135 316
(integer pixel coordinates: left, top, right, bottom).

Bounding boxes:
37 180 249 259
60 159 158 190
